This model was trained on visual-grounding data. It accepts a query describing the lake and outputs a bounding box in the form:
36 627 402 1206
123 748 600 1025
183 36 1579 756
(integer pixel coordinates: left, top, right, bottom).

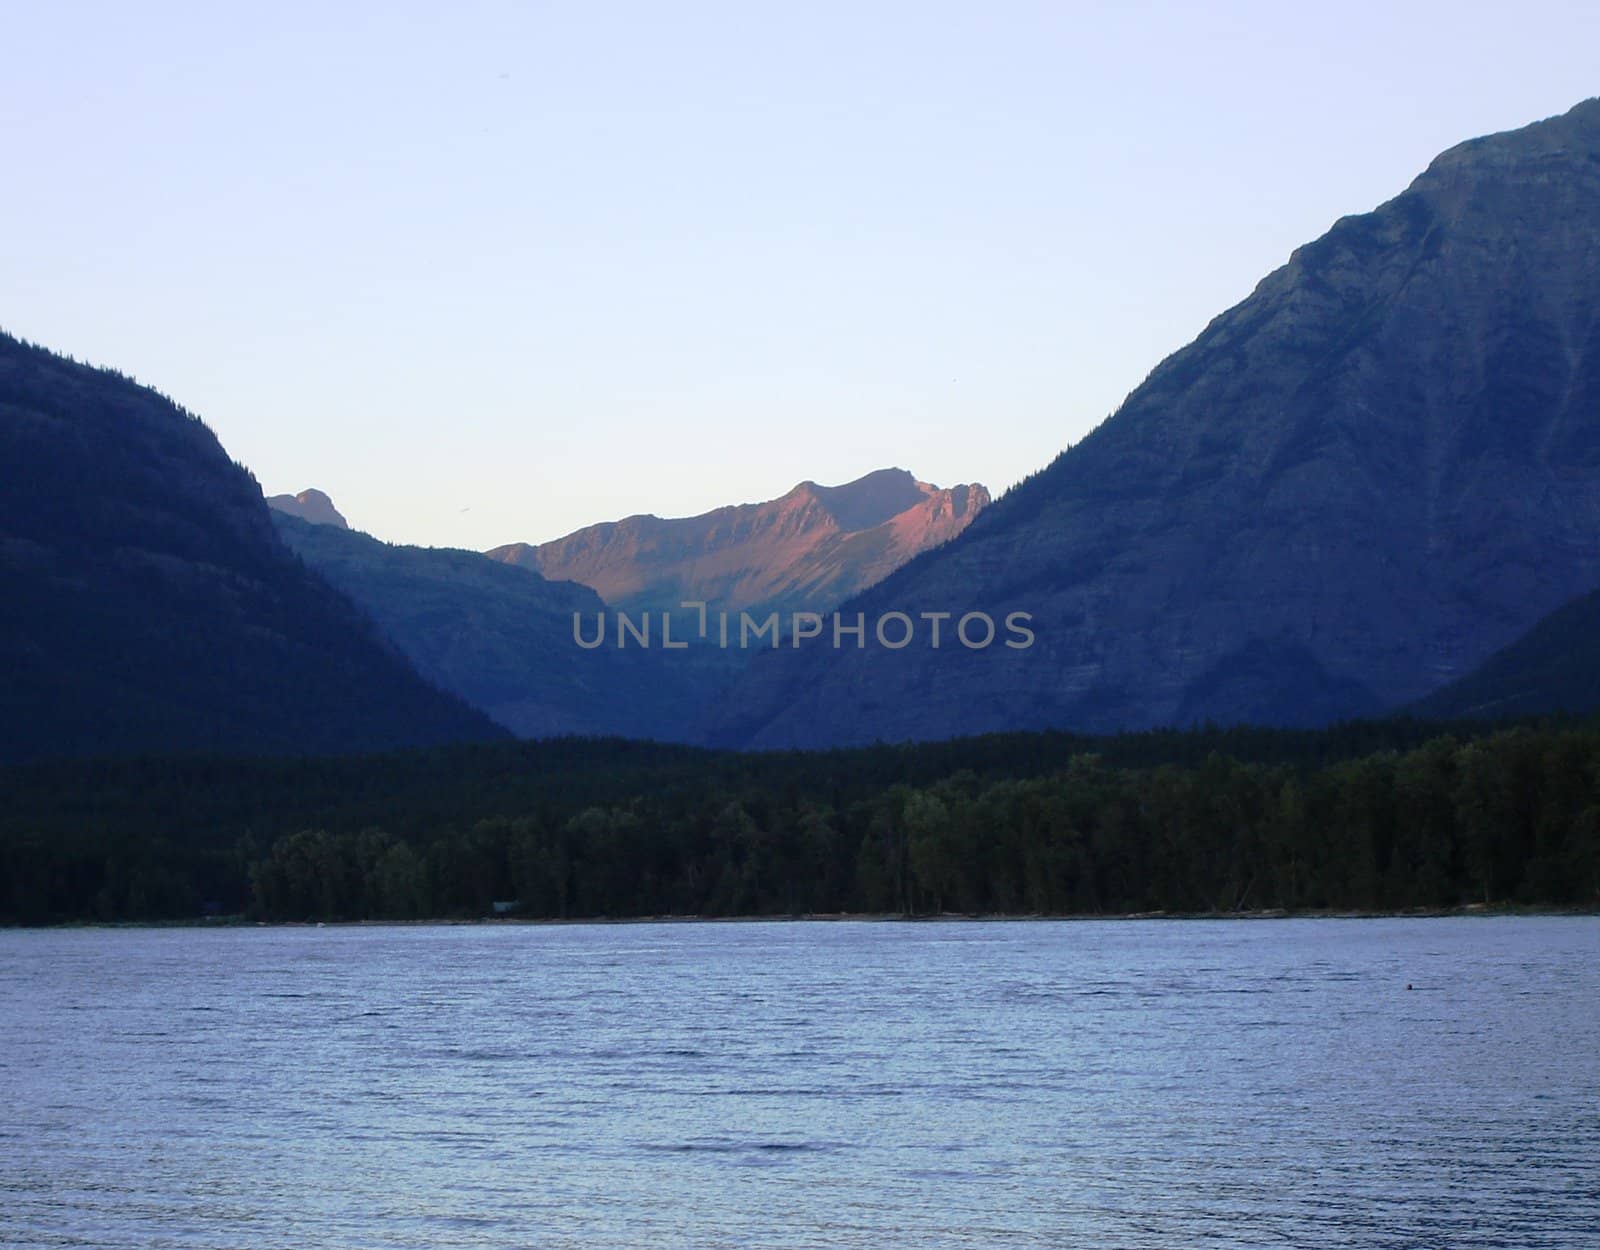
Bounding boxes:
2 917 1596 1248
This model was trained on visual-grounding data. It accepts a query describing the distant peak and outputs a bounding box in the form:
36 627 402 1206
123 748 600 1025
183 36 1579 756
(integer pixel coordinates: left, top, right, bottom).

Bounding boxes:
793 468 933 532
267 488 349 529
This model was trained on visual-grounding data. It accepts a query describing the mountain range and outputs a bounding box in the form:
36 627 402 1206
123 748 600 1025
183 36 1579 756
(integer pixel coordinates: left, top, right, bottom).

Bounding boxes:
7 99 1600 763
265 472 986 741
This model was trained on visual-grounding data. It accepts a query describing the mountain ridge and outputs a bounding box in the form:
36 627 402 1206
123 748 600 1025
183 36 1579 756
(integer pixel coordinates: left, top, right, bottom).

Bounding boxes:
705 97 1600 749
489 467 989 618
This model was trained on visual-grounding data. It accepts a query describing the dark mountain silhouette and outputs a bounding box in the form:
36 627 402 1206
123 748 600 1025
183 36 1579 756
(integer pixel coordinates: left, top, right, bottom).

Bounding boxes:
488 468 989 619
273 512 733 739
0 331 506 763
706 98 1600 749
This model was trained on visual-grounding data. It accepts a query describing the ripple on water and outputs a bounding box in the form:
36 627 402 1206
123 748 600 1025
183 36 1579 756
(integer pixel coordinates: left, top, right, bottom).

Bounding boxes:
0 917 1596 1250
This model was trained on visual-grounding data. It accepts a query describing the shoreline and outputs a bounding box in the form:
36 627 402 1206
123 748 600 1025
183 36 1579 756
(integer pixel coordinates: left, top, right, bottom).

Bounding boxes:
13 902 1599 931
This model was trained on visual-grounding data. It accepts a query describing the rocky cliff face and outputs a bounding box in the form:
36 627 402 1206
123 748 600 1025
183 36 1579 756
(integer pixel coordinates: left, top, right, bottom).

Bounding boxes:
266 488 348 529
0 332 505 762
706 98 1600 749
488 468 989 619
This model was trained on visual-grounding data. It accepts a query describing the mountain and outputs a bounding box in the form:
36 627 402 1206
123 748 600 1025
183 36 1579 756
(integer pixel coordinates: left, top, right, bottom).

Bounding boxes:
706 98 1600 749
266 488 348 529
1412 584 1600 719
273 512 730 739
487 468 989 619
0 330 506 763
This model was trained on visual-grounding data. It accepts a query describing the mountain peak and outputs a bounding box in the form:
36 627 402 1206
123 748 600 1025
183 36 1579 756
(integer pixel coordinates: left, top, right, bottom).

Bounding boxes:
704 98 1600 748
790 468 932 532
1400 97 1600 205
266 488 349 530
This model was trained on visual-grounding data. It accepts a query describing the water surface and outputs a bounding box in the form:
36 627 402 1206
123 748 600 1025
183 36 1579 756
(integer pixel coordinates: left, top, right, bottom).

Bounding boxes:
2 917 1596 1247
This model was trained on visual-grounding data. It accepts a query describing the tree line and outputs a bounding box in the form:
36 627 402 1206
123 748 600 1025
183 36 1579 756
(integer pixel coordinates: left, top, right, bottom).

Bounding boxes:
2 722 1597 924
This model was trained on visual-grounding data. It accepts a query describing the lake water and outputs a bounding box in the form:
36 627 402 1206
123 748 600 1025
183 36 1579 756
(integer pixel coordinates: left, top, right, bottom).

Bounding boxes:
1 917 1596 1248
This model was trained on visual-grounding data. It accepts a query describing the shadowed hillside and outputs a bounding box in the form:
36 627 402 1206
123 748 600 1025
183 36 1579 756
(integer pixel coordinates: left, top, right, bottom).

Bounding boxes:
0 331 506 763
1414 584 1600 719
273 511 737 740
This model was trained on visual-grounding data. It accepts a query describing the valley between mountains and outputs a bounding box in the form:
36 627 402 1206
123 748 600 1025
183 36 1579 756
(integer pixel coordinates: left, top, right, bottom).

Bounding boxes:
7 100 1600 761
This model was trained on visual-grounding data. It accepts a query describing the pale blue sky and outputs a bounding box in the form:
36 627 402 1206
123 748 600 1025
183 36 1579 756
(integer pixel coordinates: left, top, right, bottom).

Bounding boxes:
4 1 1597 548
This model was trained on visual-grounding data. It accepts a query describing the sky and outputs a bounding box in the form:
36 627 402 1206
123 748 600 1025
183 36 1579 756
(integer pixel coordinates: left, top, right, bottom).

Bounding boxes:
3 2 1599 549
